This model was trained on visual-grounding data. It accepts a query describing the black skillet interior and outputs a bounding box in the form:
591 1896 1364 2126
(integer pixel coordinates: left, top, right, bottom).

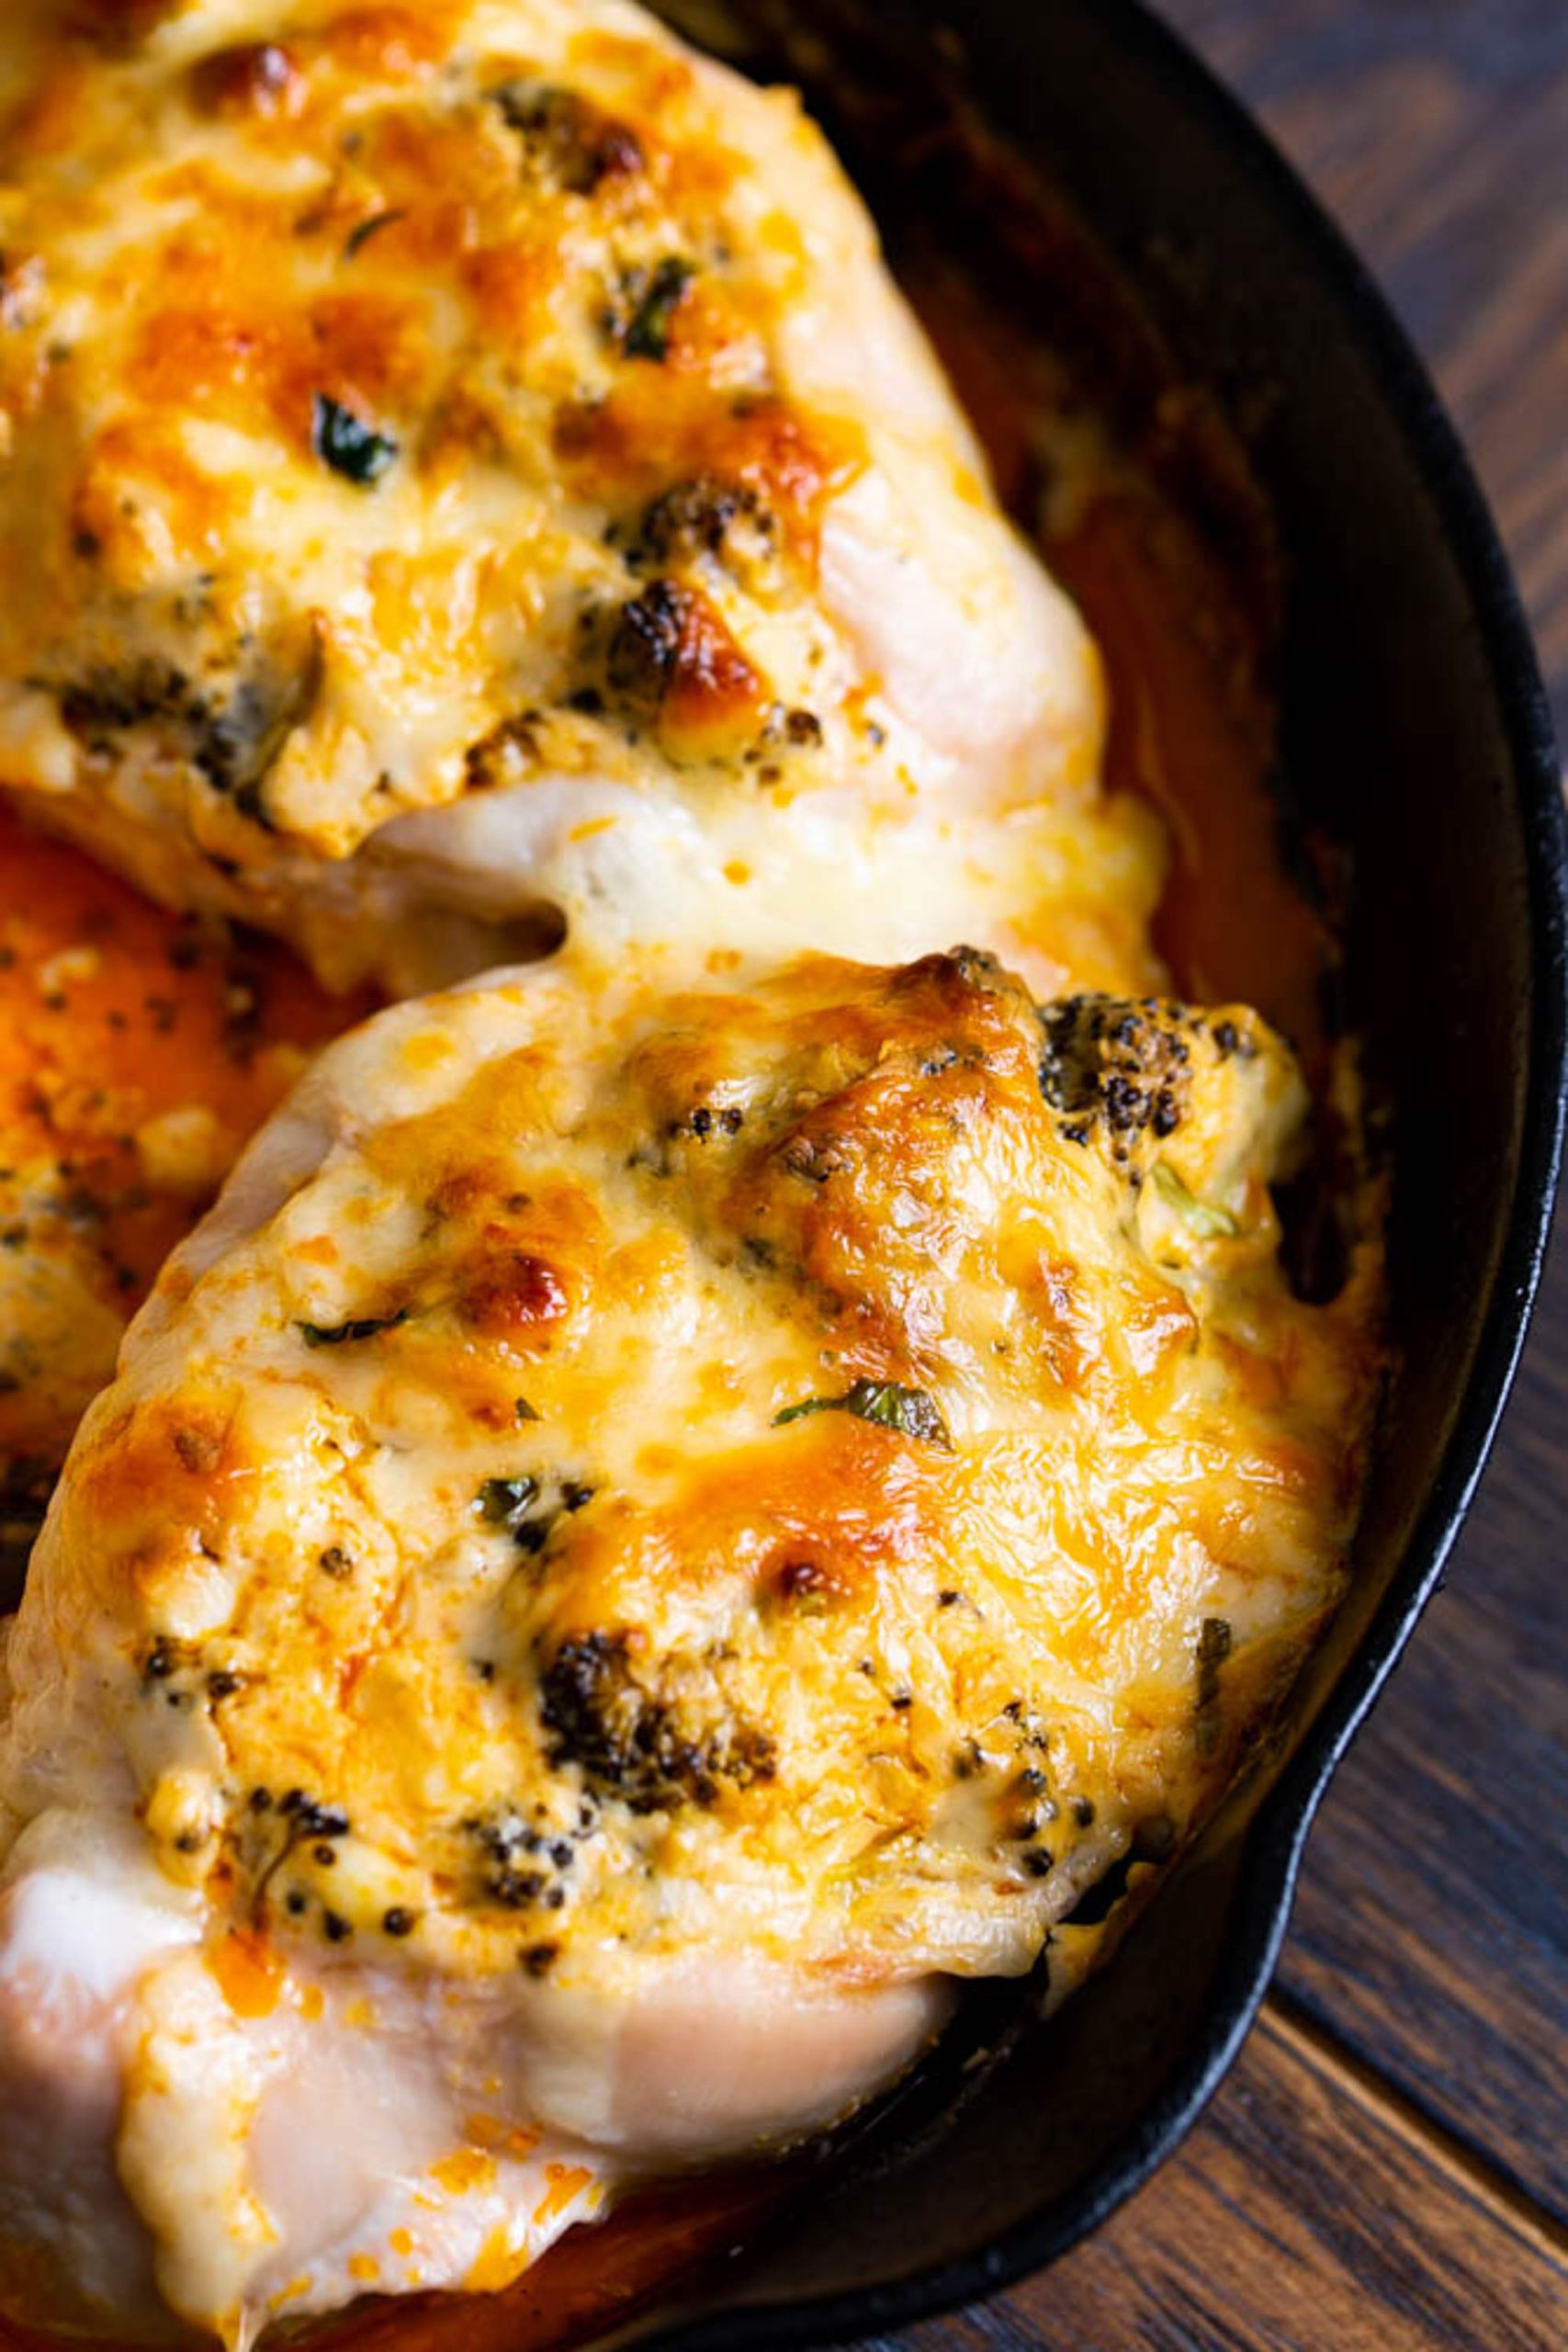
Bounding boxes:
581 3 1568 2345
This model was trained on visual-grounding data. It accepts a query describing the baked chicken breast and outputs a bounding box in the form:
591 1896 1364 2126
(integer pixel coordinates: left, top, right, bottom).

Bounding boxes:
0 0 1156 994
0 948 1381 2340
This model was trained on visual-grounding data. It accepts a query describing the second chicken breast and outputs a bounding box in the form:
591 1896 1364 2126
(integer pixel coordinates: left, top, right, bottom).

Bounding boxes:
0 944 1382 2341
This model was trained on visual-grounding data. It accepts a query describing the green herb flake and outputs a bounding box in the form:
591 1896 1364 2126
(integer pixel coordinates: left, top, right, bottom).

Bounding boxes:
476 1475 540 1528
298 1309 408 1349
774 1379 951 1448
621 257 694 362
514 1396 540 1424
343 209 406 261
1194 1614 1234 1757
1195 1615 1234 1693
311 393 399 486
1151 1159 1239 1240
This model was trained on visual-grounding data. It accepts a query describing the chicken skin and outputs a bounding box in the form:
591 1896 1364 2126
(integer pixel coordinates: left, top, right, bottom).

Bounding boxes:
0 0 1156 995
0 948 1382 2341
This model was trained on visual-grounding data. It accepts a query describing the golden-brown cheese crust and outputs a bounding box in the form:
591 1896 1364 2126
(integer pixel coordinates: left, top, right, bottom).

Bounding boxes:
6 951 1383 1996
0 0 1128 989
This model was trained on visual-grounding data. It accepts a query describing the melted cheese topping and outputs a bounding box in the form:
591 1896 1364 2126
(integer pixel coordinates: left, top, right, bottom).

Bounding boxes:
0 2 1390 2340
0 0 1151 992
0 949 1382 2333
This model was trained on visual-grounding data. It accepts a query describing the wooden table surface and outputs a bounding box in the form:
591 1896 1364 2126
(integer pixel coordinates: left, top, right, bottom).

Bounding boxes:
867 4 1568 2346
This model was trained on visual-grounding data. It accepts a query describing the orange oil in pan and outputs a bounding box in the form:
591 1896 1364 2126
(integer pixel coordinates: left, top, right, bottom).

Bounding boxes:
0 318 1331 2352
0 809 372 1485
1050 496 1334 1069
915 264 1335 1076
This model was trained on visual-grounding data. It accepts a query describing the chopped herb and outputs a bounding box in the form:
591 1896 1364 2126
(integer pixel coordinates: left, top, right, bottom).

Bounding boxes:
1151 1160 1239 1239
620 257 694 361
311 392 399 486
298 1309 408 1348
343 208 406 259
476 1475 540 1528
1194 1617 1234 1758
514 1396 540 1423
490 83 645 194
774 1379 951 1448
1195 1616 1233 1702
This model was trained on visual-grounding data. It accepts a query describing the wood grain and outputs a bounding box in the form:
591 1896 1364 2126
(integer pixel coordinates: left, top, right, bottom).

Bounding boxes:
1152 0 1568 2224
1162 0 1568 731
859 2003 1568 2352
1278 1204 1568 2217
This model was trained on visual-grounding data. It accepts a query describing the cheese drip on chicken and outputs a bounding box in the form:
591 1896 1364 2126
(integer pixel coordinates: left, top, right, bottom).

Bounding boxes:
0 949 1382 2340
0 0 1157 994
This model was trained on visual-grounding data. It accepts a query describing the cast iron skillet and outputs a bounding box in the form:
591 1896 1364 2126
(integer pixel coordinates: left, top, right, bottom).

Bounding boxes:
581 3 1568 2344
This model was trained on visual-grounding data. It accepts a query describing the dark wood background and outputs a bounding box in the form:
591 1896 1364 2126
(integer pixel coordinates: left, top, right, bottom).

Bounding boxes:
869 4 1568 2346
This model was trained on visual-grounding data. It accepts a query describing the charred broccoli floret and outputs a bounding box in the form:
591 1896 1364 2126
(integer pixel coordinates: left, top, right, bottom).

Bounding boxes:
1038 994 1216 1163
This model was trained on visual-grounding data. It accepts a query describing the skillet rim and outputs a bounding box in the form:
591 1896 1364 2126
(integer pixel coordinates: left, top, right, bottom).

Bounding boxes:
615 2 1568 2343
